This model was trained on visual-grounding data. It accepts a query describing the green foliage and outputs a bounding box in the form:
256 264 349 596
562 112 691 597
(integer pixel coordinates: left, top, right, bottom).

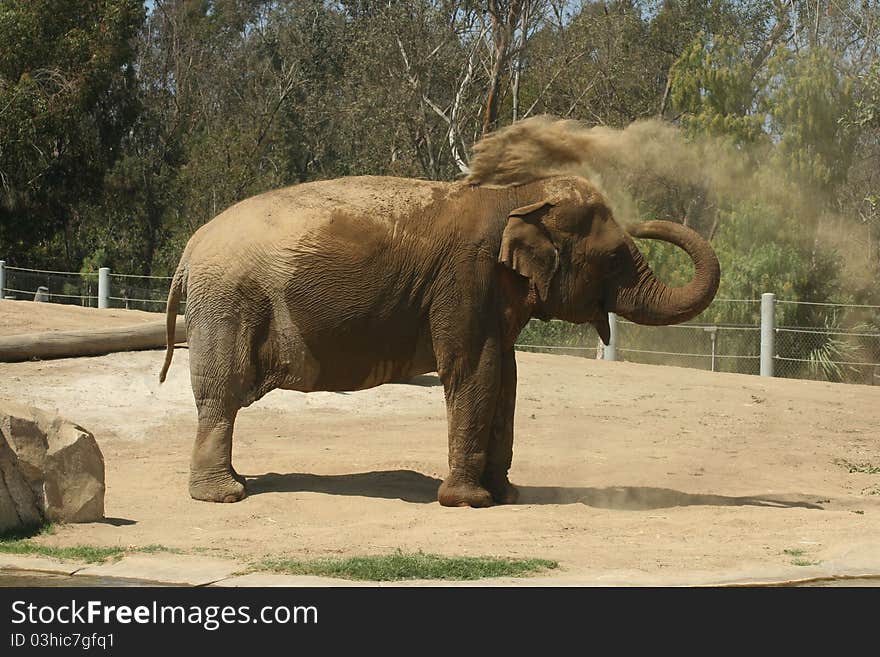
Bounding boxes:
1 0 878 322
670 32 767 143
767 47 856 197
712 203 843 310
0 0 144 268
845 62 880 130
517 319 597 352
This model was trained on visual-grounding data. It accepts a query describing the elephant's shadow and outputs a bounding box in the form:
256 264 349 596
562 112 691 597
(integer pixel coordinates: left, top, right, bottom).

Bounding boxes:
246 469 824 510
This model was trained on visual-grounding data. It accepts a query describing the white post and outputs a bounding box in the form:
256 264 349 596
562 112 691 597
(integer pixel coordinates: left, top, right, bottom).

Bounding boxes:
98 267 110 309
760 292 775 377
704 325 718 372
0 260 5 297
604 312 618 361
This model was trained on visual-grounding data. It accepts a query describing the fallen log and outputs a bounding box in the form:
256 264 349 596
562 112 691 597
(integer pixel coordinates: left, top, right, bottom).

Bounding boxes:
0 317 186 362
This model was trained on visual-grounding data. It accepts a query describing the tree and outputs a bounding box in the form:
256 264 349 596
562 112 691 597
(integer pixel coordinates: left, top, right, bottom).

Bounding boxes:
0 0 145 268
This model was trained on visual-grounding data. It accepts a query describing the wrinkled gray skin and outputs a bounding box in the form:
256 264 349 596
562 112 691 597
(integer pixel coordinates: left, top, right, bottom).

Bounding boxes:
160 175 720 507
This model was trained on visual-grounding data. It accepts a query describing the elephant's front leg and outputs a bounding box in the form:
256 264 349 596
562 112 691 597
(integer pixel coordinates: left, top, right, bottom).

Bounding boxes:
436 337 502 508
482 347 519 504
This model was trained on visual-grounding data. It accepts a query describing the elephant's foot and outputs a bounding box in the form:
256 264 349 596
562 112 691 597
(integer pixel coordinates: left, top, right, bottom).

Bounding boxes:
482 475 519 505
190 468 247 503
438 476 494 508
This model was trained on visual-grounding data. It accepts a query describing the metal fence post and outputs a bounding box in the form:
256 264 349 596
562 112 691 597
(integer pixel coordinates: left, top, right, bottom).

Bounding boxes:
604 312 618 361
760 292 775 377
704 326 718 372
0 260 5 298
98 267 110 309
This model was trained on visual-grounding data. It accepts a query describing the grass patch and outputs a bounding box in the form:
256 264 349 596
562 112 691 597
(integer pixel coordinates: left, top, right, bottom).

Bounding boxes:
792 559 820 567
0 524 177 563
783 547 819 567
137 544 182 554
255 552 558 581
833 459 880 475
0 541 125 563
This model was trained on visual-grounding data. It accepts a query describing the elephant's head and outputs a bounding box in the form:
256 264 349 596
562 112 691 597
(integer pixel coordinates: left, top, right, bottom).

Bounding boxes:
498 176 720 342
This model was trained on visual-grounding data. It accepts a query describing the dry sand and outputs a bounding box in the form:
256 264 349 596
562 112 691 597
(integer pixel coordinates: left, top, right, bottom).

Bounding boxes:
1 299 879 583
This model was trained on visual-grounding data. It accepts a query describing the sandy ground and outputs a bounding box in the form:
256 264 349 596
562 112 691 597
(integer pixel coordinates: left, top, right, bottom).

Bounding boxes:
1 299 879 583
0 301 163 335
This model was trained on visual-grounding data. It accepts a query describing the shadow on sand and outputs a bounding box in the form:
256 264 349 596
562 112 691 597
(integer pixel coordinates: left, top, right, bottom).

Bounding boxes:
96 517 137 526
246 469 824 511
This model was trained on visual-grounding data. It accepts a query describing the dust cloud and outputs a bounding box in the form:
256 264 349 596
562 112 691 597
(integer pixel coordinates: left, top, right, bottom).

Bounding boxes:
465 116 867 289
466 115 807 222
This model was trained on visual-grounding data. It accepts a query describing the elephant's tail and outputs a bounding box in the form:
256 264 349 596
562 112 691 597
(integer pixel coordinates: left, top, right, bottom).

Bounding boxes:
159 261 186 383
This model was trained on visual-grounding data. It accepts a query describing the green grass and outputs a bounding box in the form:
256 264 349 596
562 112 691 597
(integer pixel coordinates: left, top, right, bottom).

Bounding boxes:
0 541 125 563
833 459 880 475
137 544 183 554
2 526 555 580
0 524 175 563
783 548 820 567
255 552 559 581
792 559 820 567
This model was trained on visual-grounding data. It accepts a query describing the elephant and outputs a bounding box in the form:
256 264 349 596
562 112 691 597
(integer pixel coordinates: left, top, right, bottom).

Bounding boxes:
158 169 720 508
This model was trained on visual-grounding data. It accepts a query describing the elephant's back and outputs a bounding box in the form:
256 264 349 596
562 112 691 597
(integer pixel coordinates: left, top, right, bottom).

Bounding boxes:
179 176 461 309
191 176 455 249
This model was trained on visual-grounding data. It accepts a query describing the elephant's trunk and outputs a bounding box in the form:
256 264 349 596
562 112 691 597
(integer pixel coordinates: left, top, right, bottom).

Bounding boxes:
609 220 720 325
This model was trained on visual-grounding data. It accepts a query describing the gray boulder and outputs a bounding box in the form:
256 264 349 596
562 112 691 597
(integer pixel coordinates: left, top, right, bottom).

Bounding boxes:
0 403 105 531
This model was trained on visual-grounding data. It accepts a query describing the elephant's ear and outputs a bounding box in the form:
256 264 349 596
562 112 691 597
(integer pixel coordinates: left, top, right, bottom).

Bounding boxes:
499 201 558 301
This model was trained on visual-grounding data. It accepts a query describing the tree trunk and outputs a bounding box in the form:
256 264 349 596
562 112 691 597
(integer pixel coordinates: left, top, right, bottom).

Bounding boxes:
0 319 187 362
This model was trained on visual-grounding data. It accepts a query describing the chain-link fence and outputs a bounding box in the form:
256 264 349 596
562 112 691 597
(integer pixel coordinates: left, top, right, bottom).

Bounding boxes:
774 301 880 385
517 297 880 385
516 298 763 373
617 298 762 375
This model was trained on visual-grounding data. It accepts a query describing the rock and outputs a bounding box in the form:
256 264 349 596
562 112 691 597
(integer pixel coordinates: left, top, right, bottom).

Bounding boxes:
0 403 104 529
0 432 43 532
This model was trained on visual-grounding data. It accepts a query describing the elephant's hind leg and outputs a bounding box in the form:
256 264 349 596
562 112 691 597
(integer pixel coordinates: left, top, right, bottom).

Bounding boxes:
186 321 250 503
189 397 245 503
